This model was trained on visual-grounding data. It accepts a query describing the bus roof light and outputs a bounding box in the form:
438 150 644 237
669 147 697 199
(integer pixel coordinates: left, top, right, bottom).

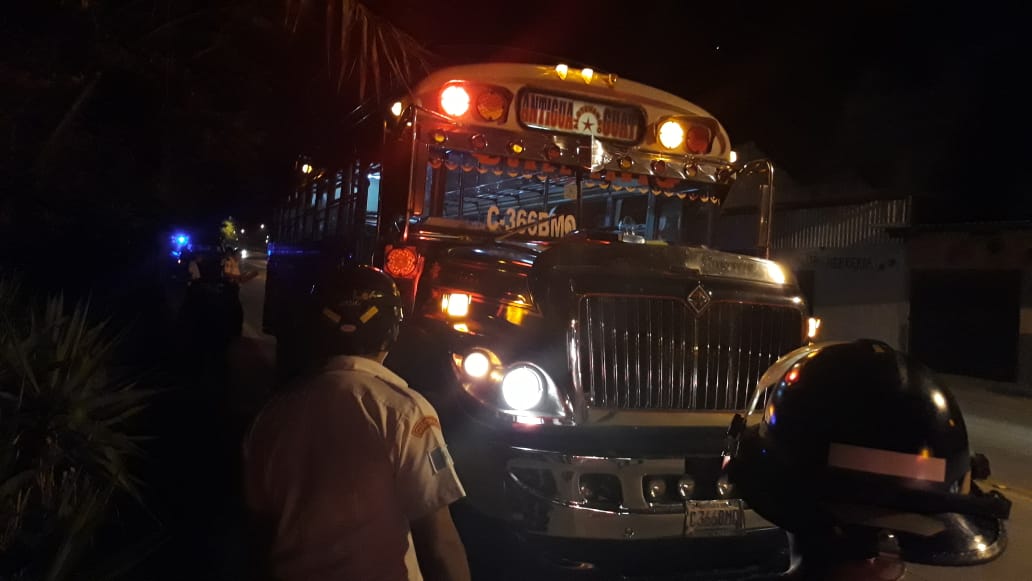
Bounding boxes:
658 120 686 150
555 63 569 80
581 68 594 84
686 125 712 154
440 85 470 117
390 101 403 117
476 90 507 121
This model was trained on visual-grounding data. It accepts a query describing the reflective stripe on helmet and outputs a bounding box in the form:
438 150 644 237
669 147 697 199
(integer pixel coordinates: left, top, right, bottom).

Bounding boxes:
828 442 946 483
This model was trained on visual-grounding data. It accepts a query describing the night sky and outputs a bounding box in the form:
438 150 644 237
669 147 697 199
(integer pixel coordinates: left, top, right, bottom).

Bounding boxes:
2 1 1026 236
391 1 1025 222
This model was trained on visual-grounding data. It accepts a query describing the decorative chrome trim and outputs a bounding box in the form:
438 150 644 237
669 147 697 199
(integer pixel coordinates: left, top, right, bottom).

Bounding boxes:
570 292 803 412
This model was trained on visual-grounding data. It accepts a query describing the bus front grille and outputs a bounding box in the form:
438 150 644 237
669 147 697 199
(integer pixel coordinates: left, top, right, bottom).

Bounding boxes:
573 296 803 411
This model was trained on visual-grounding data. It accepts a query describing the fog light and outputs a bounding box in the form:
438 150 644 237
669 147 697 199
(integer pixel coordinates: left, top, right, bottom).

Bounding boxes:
470 133 488 150
678 476 696 500
580 474 621 505
501 365 544 410
462 351 491 379
717 474 735 498
646 478 667 502
618 157 633 170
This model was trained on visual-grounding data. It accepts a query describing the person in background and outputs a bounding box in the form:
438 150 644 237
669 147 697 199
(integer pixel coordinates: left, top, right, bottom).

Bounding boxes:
221 247 242 282
187 252 204 284
243 265 470 581
220 248 245 337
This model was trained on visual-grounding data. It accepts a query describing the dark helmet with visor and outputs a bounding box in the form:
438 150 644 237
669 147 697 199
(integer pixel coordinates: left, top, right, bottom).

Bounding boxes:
726 340 1011 567
307 265 404 357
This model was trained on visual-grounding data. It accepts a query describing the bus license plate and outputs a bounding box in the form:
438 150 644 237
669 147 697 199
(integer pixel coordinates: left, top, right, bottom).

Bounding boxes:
685 500 744 536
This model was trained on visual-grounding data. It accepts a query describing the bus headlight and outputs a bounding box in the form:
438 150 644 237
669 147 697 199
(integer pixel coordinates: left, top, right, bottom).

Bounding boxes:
462 350 492 379
452 353 565 420
501 365 544 410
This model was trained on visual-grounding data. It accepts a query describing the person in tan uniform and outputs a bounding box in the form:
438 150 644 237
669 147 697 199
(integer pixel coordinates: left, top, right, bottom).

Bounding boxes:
243 265 470 581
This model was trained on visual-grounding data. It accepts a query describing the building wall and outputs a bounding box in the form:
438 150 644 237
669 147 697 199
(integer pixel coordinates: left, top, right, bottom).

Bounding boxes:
776 244 909 349
714 198 912 350
908 230 1032 386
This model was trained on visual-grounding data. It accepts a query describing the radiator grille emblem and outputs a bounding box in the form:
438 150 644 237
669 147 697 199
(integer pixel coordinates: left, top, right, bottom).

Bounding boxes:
688 284 711 314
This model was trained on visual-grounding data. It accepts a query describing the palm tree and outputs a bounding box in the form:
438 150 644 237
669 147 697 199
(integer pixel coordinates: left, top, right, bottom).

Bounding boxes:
284 0 433 102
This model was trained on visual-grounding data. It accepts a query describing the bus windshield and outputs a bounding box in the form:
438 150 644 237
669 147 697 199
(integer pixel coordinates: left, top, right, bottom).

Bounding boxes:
422 148 724 246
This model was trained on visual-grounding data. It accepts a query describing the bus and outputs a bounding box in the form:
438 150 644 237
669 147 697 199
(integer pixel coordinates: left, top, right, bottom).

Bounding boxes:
265 62 809 578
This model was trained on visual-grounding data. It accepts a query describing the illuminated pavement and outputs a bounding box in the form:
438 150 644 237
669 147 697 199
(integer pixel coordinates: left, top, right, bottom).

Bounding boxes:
236 264 1031 579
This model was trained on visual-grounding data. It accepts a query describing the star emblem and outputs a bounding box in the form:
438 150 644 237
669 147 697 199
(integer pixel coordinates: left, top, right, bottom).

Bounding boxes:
581 118 595 132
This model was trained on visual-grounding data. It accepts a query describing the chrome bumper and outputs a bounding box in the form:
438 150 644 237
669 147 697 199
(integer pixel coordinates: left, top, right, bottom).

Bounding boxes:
466 445 779 540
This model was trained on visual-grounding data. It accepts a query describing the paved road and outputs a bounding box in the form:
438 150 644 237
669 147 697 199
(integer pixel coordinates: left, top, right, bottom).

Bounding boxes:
906 375 1032 581
235 259 1031 579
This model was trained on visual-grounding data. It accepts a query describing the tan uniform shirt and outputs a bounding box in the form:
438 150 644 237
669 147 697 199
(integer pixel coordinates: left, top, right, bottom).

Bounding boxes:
244 355 465 581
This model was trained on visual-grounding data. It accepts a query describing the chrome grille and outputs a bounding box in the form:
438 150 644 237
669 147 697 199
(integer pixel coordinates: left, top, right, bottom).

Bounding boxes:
575 296 802 410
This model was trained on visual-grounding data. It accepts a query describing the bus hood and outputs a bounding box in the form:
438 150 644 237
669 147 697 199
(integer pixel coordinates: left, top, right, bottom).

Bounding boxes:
528 240 794 317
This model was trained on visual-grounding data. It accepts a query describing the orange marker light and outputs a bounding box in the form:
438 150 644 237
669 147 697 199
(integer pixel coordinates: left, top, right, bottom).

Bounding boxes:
385 247 419 278
476 90 507 121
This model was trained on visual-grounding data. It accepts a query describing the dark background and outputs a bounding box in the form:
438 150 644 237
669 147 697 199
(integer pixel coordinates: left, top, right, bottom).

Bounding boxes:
0 0 1026 321
0 2 1025 577
3 1 1024 233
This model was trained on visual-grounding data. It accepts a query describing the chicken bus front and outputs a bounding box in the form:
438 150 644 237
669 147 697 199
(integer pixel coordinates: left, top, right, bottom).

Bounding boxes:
267 62 809 578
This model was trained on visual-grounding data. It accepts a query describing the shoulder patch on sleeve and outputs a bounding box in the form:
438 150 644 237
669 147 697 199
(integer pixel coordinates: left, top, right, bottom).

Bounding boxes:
428 446 452 474
412 415 441 438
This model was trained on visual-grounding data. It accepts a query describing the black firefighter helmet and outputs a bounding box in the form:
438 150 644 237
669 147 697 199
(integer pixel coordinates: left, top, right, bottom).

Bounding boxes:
726 339 1011 567
306 265 404 357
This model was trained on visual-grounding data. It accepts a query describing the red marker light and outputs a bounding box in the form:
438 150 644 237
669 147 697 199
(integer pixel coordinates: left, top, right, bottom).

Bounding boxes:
686 125 712 154
440 85 470 117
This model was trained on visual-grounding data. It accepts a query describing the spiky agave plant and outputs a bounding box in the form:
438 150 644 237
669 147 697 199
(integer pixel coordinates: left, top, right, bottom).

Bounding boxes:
0 291 156 581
